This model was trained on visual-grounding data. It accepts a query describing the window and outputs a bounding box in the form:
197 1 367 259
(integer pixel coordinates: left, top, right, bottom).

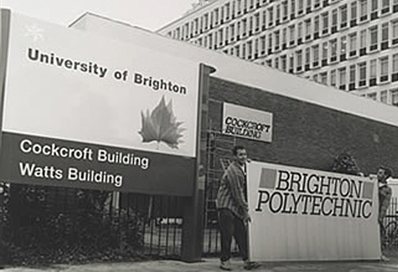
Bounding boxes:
298 0 304 14
370 59 377 85
291 0 296 17
268 34 273 53
320 72 328 84
282 28 287 48
340 5 348 27
298 22 303 43
381 23 389 49
351 1 358 26
360 0 368 21
381 0 390 13
392 89 398 106
369 26 378 51
380 56 389 82
274 30 280 50
330 70 337 87
358 62 367 86
371 0 378 12
331 9 338 32
247 41 253 59
380 90 388 103
340 36 347 60
360 30 367 55
289 55 294 72
322 42 328 65
242 18 247 36
268 7 274 26
305 19 311 39
282 1 288 19
230 24 235 41
393 21 398 45
275 57 279 69
330 39 337 62
321 12 329 34
254 13 260 31
276 4 281 24
281 55 287 71
296 50 303 71
305 47 311 70
306 0 312 12
349 65 356 90
339 67 347 90
392 53 398 81
260 35 266 54
289 25 295 45
367 93 377 100
314 15 320 36
313 44 320 66
349 33 358 56
262 10 267 30
214 8 219 25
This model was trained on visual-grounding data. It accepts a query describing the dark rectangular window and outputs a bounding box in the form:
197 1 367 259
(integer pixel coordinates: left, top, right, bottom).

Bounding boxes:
381 41 389 50
369 78 377 86
393 73 398 81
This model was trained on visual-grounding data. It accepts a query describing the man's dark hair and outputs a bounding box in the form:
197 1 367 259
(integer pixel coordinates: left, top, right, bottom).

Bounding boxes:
232 145 246 156
379 166 393 179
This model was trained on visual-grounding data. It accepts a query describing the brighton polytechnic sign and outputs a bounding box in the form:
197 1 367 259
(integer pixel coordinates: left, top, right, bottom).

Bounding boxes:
247 161 381 261
222 102 272 142
0 11 200 196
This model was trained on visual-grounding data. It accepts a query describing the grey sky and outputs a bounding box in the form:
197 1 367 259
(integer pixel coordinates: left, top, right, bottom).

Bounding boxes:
1 0 197 30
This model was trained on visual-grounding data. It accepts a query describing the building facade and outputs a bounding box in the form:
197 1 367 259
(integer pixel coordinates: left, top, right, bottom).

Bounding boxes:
158 0 398 105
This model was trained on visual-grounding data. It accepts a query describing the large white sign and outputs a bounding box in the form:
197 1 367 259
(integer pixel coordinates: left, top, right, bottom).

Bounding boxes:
0 11 200 195
222 103 272 142
247 161 381 261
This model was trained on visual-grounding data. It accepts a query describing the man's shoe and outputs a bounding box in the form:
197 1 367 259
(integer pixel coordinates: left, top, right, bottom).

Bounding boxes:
243 261 261 270
381 255 390 262
220 260 232 271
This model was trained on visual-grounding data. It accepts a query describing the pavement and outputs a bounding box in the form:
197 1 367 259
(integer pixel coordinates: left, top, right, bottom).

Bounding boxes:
2 257 398 272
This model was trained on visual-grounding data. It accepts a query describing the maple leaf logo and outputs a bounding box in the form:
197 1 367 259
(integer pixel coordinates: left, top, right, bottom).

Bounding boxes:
139 96 185 149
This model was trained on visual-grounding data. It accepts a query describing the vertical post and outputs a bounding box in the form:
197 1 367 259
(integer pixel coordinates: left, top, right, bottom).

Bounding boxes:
0 9 11 266
181 64 215 262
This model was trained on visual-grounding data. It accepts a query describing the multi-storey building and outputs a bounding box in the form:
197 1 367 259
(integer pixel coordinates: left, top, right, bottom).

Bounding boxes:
158 0 398 105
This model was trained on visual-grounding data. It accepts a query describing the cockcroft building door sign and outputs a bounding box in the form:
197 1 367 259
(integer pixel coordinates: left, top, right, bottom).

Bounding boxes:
222 102 273 142
0 10 201 196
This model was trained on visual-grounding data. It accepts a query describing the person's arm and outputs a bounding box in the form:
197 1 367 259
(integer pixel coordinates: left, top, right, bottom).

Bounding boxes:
379 186 392 223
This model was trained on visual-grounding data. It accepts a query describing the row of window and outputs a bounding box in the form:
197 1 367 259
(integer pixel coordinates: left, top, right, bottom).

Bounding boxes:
363 88 398 105
167 0 398 43
305 54 398 91
216 18 397 71
188 3 398 56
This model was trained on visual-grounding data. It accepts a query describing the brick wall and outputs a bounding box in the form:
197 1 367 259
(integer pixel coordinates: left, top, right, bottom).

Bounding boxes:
208 77 398 176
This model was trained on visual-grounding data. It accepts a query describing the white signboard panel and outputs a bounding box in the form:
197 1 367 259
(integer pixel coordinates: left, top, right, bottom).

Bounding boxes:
222 103 272 142
0 11 200 195
247 161 381 261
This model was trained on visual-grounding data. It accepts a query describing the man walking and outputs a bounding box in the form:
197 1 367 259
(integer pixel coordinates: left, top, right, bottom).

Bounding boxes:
377 166 393 261
216 145 260 271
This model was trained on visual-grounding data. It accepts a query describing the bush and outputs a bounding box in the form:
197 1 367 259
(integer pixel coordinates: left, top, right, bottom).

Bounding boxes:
0 184 145 265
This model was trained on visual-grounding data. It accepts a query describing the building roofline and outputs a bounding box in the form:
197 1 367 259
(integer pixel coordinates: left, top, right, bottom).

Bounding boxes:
157 0 220 32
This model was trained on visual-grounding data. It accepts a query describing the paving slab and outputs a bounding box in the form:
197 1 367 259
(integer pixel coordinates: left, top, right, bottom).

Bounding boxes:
2 257 398 272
